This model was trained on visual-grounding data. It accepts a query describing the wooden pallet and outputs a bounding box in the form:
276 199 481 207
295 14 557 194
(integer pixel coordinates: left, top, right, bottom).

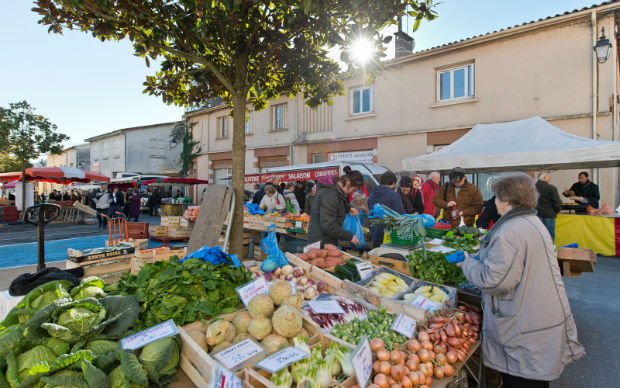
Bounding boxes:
65 253 133 284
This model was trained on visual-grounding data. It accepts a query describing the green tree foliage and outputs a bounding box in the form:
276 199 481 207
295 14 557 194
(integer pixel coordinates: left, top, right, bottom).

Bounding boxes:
0 101 68 209
0 153 26 173
170 121 201 177
33 0 437 255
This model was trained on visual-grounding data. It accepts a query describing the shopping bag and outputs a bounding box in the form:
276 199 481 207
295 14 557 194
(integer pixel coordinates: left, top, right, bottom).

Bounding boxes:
182 245 240 267
343 214 366 248
260 224 289 272
245 202 265 215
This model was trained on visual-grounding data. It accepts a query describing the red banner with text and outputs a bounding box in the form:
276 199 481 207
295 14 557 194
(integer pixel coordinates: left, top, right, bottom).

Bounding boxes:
245 168 339 184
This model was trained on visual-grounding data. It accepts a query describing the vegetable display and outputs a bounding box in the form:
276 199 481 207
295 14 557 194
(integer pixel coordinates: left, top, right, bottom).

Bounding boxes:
365 272 409 298
331 260 362 282
269 337 354 388
109 256 252 329
0 277 181 388
367 305 482 388
407 250 467 286
402 285 448 305
185 282 311 355
295 245 347 269
262 265 329 300
302 297 368 331
331 308 407 351
441 235 480 254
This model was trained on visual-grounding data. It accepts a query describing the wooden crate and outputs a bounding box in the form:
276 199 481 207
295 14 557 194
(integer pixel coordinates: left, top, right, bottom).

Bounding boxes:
244 334 356 388
178 324 248 388
65 254 133 284
368 254 412 276
131 247 188 275
126 222 149 239
557 247 596 277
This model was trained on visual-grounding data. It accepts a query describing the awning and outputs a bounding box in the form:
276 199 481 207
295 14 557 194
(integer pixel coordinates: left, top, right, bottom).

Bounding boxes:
402 116 620 172
0 167 110 183
245 167 339 184
138 177 209 185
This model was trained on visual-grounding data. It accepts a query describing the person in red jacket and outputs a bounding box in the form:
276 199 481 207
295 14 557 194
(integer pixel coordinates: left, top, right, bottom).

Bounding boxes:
421 171 441 217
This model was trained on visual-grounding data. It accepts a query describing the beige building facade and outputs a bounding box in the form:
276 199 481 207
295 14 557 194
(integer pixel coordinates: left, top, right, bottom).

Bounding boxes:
187 2 620 205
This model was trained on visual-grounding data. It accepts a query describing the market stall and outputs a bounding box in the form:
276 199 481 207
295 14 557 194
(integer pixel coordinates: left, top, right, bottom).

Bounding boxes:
555 213 620 256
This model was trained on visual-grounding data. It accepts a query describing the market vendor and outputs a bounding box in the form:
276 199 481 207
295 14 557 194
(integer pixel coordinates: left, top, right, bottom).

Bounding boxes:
259 185 286 213
307 170 363 247
433 168 483 228
458 174 584 388
563 171 600 210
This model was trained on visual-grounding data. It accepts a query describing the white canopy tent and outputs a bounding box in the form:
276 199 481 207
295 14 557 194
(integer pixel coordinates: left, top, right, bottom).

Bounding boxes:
402 116 620 172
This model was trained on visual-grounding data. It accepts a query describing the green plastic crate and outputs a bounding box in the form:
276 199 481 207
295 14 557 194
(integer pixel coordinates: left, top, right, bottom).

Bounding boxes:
425 227 448 238
388 230 421 246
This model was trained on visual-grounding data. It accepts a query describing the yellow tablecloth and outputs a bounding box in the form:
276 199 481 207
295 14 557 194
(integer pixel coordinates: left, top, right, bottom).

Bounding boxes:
555 214 616 256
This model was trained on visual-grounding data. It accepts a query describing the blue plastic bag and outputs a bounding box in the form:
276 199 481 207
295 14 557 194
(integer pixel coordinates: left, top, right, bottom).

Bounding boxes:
343 214 366 248
245 202 265 215
444 251 465 264
182 245 240 267
260 224 289 272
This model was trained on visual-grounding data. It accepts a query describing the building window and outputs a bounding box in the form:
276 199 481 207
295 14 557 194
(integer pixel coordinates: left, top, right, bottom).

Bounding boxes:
350 86 373 115
113 139 120 158
102 142 109 160
92 145 98 161
245 112 252 135
437 63 474 101
214 168 232 186
312 153 325 163
149 138 166 158
271 103 287 131
217 116 228 139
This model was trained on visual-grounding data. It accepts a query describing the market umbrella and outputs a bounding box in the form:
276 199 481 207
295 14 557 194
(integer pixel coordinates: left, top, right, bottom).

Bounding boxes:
0 167 110 184
138 177 209 185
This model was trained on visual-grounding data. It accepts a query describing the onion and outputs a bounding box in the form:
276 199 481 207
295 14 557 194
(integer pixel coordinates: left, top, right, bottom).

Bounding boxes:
274 267 282 277
373 360 382 374
401 375 412 388
285 274 295 281
434 367 444 379
391 365 404 382
389 385 401 388
405 359 419 372
435 353 447 366
425 375 433 386
379 361 391 376
418 364 428 377
374 374 388 388
417 331 430 342
408 353 420 364
281 264 294 276
445 351 457 364
417 349 431 363
390 350 402 365
405 339 421 353
421 340 433 351
298 277 309 286
292 267 304 278
316 281 328 293
377 349 390 362
408 372 420 386
370 338 385 352
443 364 455 377
368 385 381 388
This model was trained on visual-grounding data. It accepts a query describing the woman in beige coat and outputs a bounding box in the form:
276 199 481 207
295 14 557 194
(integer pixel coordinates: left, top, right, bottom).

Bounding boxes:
459 174 584 388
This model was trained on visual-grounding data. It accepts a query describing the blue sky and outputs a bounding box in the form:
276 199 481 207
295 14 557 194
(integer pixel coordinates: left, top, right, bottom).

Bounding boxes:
0 1 600 147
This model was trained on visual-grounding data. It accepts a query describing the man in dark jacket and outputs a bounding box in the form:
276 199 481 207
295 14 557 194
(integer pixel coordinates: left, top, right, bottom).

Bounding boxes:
397 176 424 214
433 168 483 228
307 175 360 247
368 172 405 247
294 182 307 212
536 173 562 241
564 171 600 211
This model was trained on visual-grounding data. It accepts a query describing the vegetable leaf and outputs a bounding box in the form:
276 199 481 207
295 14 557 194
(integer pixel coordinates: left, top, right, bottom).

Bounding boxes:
120 351 148 387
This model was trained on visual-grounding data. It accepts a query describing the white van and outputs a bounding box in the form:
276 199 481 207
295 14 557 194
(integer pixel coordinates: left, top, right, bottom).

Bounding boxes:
265 161 390 193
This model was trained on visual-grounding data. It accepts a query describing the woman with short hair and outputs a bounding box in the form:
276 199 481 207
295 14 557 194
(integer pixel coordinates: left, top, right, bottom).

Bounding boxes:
459 173 584 388
259 185 286 213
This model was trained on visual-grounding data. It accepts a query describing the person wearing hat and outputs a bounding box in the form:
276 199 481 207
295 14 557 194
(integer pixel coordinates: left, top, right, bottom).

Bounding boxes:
433 168 483 228
398 176 424 214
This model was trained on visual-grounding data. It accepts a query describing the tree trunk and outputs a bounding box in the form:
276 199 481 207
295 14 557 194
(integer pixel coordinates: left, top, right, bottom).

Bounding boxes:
21 160 27 219
229 94 247 257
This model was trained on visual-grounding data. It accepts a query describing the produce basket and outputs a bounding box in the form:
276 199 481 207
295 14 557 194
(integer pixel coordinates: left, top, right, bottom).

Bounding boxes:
354 267 415 300
388 230 420 246
425 227 448 238
244 334 357 388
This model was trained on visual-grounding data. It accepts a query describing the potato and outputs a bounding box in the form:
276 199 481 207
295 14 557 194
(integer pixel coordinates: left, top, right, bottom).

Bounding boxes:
311 258 325 268
308 250 319 260
324 244 339 251
298 253 309 261
319 250 328 258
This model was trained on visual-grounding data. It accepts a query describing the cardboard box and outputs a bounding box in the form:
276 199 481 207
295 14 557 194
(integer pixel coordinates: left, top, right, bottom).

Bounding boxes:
160 216 181 227
150 226 168 237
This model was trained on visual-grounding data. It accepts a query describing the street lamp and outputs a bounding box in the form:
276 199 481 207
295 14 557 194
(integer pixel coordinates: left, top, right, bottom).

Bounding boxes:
170 139 178 149
594 27 612 64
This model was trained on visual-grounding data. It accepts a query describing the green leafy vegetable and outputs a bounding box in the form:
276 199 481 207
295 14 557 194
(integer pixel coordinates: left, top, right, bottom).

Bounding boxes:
112 256 252 328
120 351 148 387
16 346 57 381
41 299 106 343
1 281 72 326
42 338 70 357
138 337 180 384
408 250 467 286
70 277 107 300
442 235 480 254
39 370 88 388
0 326 24 358
81 359 110 388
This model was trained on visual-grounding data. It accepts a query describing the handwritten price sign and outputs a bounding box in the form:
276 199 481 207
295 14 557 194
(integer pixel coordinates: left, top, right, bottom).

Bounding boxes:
120 319 178 351
390 314 417 338
352 337 373 388
214 339 265 371
256 346 310 373
236 276 269 307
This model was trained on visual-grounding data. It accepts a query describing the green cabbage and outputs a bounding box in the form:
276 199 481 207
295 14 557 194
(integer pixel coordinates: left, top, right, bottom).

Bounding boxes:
16 345 57 381
1 281 72 326
84 340 119 356
41 299 106 343
39 370 88 388
138 337 180 385
0 325 24 358
42 338 70 357
70 277 106 300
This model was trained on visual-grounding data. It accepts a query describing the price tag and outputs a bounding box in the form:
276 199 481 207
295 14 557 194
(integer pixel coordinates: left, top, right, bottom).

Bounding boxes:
295 221 303 229
428 245 456 254
211 366 244 388
390 313 417 338
213 339 265 371
352 337 373 388
308 299 345 314
355 262 374 281
409 295 443 312
289 281 297 295
303 241 321 253
236 276 269 307
120 319 178 351
427 238 445 245
256 346 310 373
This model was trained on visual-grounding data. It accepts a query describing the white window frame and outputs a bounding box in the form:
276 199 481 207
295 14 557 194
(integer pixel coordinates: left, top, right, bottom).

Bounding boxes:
92 144 99 161
113 138 120 158
436 63 475 102
149 138 165 159
350 86 374 115
217 116 228 139
271 103 287 131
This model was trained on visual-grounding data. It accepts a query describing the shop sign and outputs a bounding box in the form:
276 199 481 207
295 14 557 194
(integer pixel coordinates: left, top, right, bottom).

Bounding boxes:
245 167 339 184
327 150 374 163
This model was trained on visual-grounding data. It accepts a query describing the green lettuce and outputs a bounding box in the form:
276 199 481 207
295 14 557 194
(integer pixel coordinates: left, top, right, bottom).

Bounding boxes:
70 277 106 300
138 337 180 385
2 281 72 326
